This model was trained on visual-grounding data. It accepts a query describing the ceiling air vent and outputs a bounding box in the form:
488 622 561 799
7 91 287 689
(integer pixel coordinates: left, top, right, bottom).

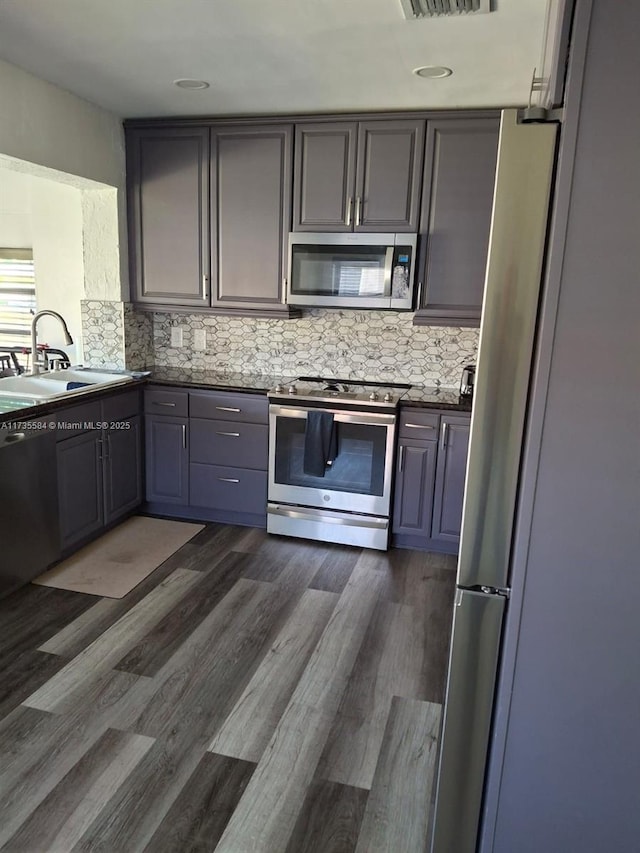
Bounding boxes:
400 0 492 18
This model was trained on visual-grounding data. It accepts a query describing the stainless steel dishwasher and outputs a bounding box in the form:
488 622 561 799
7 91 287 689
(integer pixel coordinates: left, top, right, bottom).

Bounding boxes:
0 425 60 598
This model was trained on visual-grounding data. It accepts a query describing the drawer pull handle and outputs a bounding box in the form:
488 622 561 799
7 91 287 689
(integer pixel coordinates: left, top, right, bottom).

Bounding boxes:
154 401 176 407
216 431 240 437
404 423 435 429
216 406 241 413
218 477 240 483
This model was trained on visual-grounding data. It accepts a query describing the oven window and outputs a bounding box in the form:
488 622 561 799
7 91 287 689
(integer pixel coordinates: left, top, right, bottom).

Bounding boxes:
290 244 388 297
274 416 387 496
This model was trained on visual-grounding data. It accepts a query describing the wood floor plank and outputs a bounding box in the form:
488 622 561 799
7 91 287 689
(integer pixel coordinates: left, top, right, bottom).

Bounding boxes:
0 649 67 719
308 546 362 594
37 553 188 659
114 551 250 676
0 671 141 846
2 727 154 852
0 705 55 780
142 752 256 853
209 588 338 762
316 599 426 790
71 732 209 852
285 780 369 853
128 578 302 742
354 696 442 853
23 568 202 713
214 559 385 853
0 526 453 853
0 584 94 666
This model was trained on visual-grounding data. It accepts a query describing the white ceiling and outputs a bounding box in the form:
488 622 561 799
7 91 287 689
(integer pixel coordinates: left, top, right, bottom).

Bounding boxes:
0 0 549 119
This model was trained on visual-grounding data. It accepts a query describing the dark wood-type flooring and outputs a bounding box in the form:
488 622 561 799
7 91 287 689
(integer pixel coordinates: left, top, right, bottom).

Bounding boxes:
0 524 457 852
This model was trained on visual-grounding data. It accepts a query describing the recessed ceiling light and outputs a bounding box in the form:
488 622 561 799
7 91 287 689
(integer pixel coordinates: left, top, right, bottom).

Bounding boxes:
174 79 210 90
413 66 453 79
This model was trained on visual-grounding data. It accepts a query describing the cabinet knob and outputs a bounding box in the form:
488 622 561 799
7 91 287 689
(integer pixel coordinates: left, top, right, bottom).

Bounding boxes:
369 391 379 401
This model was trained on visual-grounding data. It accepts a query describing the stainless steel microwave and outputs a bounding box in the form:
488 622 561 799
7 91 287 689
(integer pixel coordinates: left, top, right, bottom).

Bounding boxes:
286 232 418 310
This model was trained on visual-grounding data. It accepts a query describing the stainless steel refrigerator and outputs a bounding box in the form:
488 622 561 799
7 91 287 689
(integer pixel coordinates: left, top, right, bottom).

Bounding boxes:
430 109 558 852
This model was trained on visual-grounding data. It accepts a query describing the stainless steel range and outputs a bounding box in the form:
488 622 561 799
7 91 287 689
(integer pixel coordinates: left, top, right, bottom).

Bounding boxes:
267 376 411 550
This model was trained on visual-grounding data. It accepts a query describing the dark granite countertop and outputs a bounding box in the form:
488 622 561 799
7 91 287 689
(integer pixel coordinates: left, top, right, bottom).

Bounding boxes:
148 367 473 411
147 366 282 394
0 367 472 425
400 385 473 413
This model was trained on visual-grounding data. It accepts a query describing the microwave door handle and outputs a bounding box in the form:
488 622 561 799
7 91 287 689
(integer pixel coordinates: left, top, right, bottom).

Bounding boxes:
383 246 394 297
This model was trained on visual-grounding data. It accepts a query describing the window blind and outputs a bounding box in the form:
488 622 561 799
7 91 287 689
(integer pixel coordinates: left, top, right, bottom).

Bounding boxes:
0 249 36 350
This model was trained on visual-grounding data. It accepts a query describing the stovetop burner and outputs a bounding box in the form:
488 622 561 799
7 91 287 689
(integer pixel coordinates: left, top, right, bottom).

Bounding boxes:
268 375 412 408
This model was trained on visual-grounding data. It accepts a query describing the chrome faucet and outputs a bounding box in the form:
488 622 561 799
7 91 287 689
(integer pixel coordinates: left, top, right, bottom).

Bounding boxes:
30 310 74 375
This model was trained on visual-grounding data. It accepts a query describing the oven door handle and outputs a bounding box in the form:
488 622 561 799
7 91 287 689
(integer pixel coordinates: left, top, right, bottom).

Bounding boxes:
269 404 395 427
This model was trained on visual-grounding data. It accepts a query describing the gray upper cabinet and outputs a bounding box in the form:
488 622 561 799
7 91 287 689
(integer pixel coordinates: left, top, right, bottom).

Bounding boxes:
293 119 424 233
293 122 357 231
211 124 294 316
127 127 210 307
414 117 499 327
355 120 424 232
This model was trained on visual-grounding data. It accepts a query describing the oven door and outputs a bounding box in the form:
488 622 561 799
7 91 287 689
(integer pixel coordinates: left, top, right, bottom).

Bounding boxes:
268 404 396 516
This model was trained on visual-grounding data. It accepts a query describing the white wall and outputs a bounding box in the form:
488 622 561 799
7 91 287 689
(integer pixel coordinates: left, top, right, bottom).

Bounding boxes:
0 168 32 248
0 57 124 188
30 178 84 356
0 58 128 303
0 166 85 358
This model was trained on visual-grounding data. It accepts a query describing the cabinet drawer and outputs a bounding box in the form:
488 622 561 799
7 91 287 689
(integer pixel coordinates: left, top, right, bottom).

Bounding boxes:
190 419 268 470
103 387 141 422
56 400 102 441
189 390 267 424
189 463 267 515
144 387 189 418
398 409 440 440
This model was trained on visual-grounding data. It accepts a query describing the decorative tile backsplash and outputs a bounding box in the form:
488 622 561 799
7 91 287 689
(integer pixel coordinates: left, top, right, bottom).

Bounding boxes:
123 302 153 371
81 302 479 388
149 309 479 389
80 299 125 369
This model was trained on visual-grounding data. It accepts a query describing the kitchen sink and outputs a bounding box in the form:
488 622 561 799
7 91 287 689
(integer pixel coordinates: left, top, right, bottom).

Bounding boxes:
0 367 135 401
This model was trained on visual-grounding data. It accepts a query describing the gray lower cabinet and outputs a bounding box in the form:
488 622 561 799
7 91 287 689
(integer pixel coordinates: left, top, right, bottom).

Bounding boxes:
143 386 268 527
144 415 189 505
431 415 471 545
104 415 142 524
57 431 104 551
57 389 143 552
392 439 438 539
293 119 424 232
126 127 210 308
392 408 470 554
414 117 499 327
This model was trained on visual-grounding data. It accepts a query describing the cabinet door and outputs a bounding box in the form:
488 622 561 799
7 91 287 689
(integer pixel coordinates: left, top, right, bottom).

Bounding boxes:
392 439 437 538
104 415 142 525
57 432 104 550
415 118 499 326
432 416 471 545
293 122 358 231
127 127 210 307
355 119 425 232
211 124 293 314
144 415 189 505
